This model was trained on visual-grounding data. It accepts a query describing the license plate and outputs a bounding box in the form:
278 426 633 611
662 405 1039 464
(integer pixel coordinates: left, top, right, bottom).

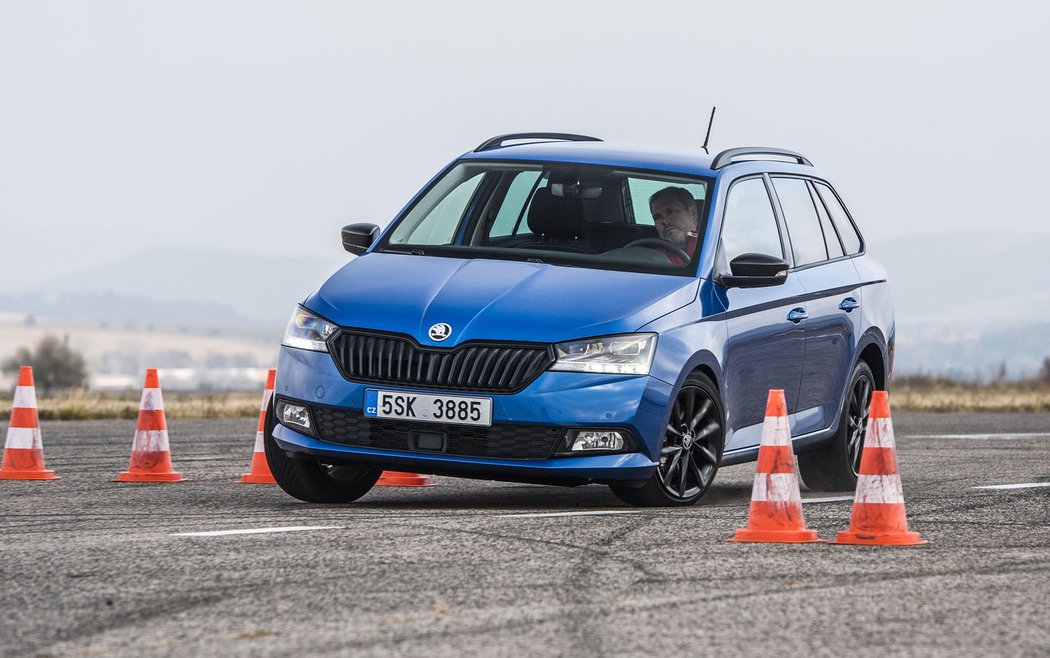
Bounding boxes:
364 389 492 427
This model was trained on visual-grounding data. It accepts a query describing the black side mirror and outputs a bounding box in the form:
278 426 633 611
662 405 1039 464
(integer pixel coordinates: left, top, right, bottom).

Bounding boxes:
341 223 380 255
719 253 789 288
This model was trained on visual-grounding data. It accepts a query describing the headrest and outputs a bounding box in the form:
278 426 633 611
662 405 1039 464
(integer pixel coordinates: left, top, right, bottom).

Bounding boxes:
527 187 583 238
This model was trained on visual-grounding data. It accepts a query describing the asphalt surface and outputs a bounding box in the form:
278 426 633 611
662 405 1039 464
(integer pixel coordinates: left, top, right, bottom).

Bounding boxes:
2 413 1048 657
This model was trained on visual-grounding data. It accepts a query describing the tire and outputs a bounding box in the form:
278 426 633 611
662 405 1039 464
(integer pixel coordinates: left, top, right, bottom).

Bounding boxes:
797 361 875 491
609 372 725 507
263 401 382 503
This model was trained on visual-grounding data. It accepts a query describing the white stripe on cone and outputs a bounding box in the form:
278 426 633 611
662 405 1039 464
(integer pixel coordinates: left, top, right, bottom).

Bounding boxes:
4 426 42 450
252 388 273 454
760 414 791 446
856 474 906 504
140 387 164 411
751 472 803 503
132 429 170 453
12 385 37 409
866 417 896 449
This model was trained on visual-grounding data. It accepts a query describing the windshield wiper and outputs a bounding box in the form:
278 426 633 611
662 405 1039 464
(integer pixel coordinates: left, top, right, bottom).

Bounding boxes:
525 256 577 268
382 248 425 256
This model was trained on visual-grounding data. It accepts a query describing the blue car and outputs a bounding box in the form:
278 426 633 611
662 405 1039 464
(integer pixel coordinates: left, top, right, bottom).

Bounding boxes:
267 133 893 506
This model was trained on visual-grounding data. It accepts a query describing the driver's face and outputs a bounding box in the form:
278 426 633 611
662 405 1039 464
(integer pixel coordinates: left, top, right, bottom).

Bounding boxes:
651 196 699 246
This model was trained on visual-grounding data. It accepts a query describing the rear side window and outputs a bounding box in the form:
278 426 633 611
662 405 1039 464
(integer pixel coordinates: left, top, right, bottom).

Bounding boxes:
720 177 783 263
814 182 863 254
771 177 826 266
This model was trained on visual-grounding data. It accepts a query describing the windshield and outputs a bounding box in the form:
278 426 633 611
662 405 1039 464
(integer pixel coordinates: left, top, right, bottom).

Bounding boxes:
379 162 712 276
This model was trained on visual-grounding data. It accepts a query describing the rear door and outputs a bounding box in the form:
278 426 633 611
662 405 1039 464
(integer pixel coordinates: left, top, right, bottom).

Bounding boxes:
770 176 863 436
717 175 806 452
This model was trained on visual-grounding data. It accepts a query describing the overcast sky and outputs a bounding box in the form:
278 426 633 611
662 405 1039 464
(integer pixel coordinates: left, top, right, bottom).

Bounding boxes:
1 0 1048 291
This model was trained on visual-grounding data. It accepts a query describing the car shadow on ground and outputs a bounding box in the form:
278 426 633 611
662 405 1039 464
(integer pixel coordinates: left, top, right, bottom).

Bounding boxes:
264 481 757 512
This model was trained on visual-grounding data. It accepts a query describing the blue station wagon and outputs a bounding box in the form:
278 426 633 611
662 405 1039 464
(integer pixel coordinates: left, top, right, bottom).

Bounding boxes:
267 133 894 506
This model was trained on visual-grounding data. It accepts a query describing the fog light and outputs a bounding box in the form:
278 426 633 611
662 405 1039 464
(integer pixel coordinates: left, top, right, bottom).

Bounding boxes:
570 430 625 452
276 400 312 432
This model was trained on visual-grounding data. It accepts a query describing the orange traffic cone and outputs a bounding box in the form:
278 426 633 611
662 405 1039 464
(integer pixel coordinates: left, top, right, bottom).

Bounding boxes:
240 369 277 484
376 471 435 487
115 369 183 482
728 389 820 543
0 366 59 480
833 391 926 546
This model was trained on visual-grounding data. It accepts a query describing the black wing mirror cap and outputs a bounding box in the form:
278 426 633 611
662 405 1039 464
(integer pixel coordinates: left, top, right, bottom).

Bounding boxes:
341 223 380 255
720 253 789 288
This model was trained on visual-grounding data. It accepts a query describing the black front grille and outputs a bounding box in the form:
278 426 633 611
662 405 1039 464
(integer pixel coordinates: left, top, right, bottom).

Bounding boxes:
312 406 563 460
328 330 554 393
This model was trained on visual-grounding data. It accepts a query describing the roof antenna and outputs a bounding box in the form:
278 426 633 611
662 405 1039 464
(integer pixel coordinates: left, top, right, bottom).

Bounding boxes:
701 106 717 154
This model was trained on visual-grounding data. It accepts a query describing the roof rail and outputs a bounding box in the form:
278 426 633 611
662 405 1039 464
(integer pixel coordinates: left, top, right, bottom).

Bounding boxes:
473 132 602 152
711 147 813 169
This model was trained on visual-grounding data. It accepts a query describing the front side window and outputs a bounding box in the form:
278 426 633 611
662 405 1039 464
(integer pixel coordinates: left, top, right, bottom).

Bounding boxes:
379 162 713 276
720 177 783 264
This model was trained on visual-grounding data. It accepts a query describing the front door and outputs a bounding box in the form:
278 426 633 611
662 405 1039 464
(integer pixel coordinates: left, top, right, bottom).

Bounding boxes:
716 176 805 452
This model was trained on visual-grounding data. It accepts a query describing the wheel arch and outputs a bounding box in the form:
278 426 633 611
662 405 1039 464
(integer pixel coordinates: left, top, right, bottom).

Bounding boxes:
670 350 723 396
855 329 888 390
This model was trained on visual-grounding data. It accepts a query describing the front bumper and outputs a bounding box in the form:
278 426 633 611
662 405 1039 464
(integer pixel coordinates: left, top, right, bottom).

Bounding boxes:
274 346 673 482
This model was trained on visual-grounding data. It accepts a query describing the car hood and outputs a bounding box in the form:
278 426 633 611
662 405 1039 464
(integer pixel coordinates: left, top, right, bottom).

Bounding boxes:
304 253 699 346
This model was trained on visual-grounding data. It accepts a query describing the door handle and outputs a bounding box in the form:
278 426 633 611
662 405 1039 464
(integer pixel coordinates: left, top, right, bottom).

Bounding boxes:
839 297 860 312
787 307 808 323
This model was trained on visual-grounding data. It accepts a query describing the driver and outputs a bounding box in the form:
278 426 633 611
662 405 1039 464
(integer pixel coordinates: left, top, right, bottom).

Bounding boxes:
649 186 700 264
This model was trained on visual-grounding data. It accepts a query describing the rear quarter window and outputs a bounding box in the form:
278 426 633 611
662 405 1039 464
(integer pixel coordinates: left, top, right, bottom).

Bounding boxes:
813 182 863 255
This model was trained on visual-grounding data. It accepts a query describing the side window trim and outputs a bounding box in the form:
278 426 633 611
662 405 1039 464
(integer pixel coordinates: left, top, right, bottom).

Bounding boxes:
510 172 545 237
761 173 795 268
455 172 502 245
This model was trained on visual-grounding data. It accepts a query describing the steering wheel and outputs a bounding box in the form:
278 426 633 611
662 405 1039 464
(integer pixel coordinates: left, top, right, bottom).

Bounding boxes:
621 238 691 263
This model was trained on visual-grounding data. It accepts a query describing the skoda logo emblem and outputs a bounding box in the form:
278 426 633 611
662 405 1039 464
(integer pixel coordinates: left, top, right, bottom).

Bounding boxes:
428 323 452 342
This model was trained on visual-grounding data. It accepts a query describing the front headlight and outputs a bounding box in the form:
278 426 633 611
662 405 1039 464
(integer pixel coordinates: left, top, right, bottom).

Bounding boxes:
550 333 657 375
281 306 337 352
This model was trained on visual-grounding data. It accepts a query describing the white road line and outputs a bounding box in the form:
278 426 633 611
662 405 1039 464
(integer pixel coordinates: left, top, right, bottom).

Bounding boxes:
801 496 855 503
972 482 1050 491
909 433 1050 440
171 526 342 537
496 511 642 519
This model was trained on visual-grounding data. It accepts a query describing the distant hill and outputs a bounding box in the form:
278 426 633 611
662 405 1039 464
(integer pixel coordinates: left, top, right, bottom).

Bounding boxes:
0 291 250 329
33 247 350 326
871 230 1050 378
871 230 1050 326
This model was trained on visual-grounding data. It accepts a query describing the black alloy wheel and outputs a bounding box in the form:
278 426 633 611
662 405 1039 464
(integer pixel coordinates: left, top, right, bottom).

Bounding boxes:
610 372 724 507
845 372 872 474
797 360 876 491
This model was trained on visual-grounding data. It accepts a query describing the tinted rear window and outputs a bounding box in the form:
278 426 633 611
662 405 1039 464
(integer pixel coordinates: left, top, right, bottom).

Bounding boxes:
772 177 826 266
